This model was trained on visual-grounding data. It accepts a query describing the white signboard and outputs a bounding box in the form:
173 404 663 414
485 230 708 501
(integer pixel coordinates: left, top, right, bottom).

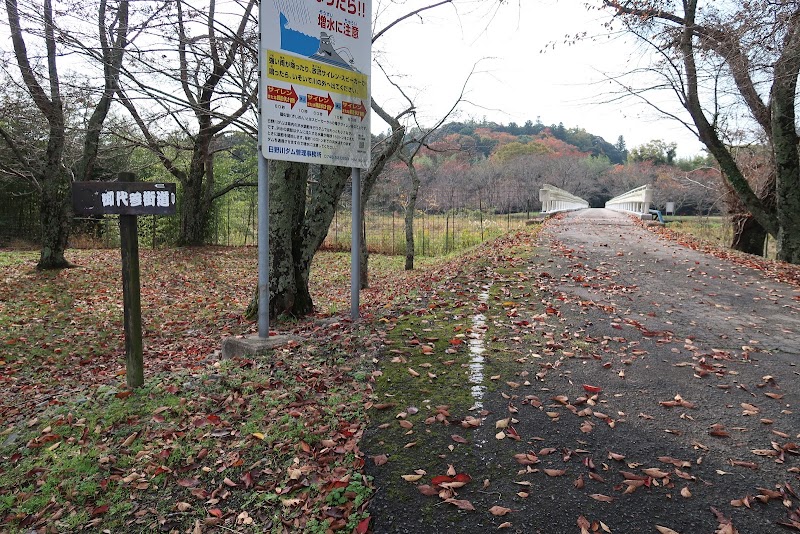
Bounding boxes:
261 0 371 168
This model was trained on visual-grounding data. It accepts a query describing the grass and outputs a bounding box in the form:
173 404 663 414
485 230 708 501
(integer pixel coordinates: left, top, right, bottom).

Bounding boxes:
666 215 732 248
664 215 779 259
323 210 533 256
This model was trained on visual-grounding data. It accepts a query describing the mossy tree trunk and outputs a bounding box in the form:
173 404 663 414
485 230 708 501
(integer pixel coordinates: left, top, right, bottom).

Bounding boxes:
246 161 351 320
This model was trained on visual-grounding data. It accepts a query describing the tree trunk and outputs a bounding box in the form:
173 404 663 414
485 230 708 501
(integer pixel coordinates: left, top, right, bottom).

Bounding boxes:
730 214 767 256
771 22 800 264
37 171 72 269
358 104 406 288
246 161 350 320
179 175 209 246
178 134 215 246
404 161 420 270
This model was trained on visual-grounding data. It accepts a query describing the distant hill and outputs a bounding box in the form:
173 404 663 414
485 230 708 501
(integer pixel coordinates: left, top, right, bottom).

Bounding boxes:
433 119 628 164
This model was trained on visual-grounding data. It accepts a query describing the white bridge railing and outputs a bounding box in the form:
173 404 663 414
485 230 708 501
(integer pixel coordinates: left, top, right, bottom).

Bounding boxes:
539 184 589 214
605 185 653 217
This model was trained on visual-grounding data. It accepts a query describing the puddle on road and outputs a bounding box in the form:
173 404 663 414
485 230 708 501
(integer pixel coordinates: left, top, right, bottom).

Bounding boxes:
468 286 490 410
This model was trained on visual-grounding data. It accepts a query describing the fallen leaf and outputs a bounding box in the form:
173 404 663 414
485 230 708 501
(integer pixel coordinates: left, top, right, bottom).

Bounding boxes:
444 498 475 511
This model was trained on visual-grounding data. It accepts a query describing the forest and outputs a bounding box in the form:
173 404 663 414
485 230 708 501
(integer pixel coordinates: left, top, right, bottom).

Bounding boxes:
0 116 723 249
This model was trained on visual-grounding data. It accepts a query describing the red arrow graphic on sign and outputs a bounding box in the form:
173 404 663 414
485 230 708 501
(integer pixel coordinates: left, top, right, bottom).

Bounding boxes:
342 100 367 121
267 85 298 109
307 92 335 115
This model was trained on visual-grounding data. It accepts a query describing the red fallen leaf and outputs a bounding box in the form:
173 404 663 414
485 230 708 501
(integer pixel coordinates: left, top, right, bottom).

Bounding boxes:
241 471 254 488
324 480 349 491
206 414 221 425
583 384 602 394
453 473 472 483
356 516 371 534
115 390 132 399
153 466 171 476
91 504 109 517
177 478 200 487
372 454 388 466
451 434 468 444
432 475 453 486
208 508 223 518
449 338 463 345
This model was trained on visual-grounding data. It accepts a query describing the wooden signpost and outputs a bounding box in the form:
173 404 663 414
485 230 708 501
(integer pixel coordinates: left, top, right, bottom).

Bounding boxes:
72 174 176 388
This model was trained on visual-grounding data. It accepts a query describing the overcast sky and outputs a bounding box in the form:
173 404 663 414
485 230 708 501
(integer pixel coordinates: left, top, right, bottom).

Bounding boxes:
369 0 707 159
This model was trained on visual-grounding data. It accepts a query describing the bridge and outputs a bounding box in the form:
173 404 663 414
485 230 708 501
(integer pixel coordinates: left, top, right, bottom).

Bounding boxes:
539 184 655 218
604 184 653 218
538 184 589 214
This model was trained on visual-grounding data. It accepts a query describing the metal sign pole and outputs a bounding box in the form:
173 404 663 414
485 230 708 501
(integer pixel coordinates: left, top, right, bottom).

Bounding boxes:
258 151 270 338
351 167 361 320
257 0 269 339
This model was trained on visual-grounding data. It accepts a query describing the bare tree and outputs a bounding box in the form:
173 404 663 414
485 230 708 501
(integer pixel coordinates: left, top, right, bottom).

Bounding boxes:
597 1 800 261
115 0 257 246
2 0 130 268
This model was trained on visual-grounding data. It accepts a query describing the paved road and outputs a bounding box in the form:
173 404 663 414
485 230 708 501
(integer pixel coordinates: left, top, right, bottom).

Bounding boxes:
364 209 800 534
548 209 800 355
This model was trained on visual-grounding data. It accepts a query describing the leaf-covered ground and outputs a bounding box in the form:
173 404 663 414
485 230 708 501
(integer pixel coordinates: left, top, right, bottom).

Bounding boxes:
0 247 443 533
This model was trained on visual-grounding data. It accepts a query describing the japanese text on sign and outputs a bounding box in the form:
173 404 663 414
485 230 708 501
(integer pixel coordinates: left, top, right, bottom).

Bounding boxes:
72 182 177 216
267 50 368 98
316 0 367 17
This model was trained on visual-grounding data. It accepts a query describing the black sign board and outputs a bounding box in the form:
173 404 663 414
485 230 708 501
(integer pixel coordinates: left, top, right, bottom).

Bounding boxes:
72 182 177 216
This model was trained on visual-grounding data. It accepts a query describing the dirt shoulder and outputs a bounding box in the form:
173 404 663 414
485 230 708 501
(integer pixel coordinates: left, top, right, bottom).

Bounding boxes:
363 209 800 534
